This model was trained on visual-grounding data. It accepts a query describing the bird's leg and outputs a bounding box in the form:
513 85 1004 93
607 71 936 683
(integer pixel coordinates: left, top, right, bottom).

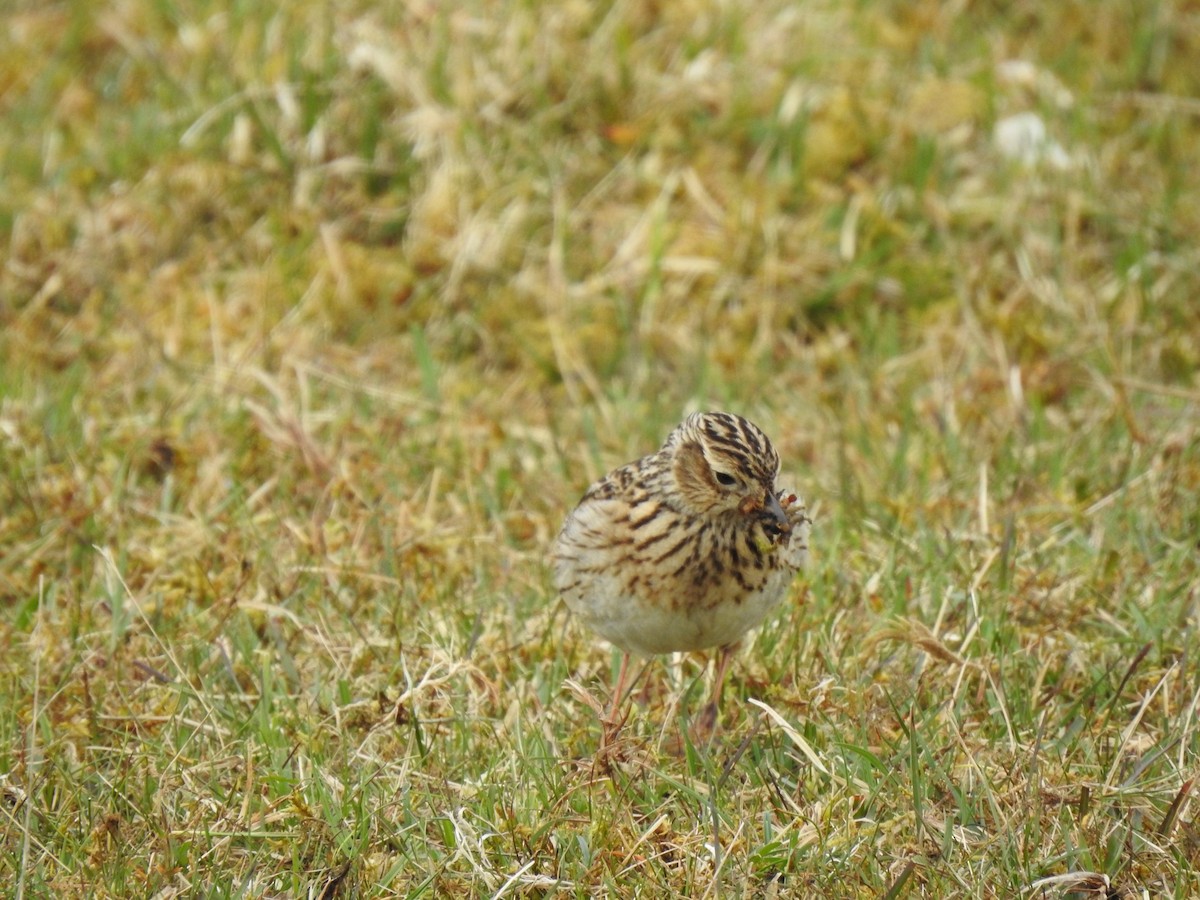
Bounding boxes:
600 651 634 746
710 642 736 709
693 643 736 742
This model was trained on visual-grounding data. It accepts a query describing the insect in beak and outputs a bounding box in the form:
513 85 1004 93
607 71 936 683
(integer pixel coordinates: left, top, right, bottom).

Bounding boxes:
762 492 791 542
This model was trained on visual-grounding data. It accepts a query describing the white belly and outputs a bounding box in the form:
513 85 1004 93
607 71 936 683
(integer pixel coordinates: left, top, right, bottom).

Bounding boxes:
565 569 793 657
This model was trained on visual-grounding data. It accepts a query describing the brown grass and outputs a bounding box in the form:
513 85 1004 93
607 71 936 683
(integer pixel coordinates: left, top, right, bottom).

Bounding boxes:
2 0 1199 896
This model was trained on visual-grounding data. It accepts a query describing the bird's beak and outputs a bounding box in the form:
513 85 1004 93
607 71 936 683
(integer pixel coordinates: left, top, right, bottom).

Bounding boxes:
763 492 791 536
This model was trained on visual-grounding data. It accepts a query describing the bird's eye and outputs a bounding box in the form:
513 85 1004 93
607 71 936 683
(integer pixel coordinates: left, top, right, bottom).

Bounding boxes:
714 471 737 487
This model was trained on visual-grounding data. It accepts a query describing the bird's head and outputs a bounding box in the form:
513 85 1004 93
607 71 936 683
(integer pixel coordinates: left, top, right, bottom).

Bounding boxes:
666 411 791 543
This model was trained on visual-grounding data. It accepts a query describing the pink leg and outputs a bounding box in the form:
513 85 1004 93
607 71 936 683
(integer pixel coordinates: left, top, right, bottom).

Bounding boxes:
600 652 634 746
710 643 736 709
605 652 632 725
693 644 736 742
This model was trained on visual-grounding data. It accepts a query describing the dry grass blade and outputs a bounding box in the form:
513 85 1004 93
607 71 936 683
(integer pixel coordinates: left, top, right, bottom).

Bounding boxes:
1 0 1198 895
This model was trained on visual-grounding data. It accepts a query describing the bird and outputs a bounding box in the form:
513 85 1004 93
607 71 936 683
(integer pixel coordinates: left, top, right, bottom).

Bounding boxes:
552 411 811 742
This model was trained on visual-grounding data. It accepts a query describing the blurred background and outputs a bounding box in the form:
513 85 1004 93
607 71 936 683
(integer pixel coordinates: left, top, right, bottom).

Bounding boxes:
2 1 1198 895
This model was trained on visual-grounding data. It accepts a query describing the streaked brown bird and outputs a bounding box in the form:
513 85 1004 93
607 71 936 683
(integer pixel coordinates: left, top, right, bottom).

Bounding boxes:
553 411 810 741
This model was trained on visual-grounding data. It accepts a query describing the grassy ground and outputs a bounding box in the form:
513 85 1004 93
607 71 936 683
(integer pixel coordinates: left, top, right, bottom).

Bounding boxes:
3 0 1199 896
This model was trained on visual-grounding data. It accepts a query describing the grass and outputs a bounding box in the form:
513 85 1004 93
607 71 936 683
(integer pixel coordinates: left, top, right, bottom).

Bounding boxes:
2 0 1199 896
